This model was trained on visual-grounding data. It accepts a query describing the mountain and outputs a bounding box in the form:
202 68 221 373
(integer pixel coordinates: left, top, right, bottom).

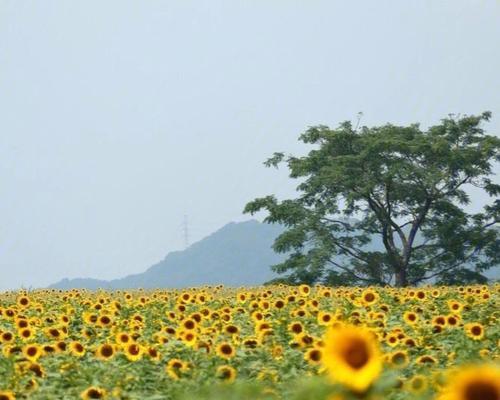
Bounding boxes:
49 220 285 290
49 219 498 290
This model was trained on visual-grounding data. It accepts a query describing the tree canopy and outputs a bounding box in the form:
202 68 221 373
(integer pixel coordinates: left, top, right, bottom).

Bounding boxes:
244 112 500 286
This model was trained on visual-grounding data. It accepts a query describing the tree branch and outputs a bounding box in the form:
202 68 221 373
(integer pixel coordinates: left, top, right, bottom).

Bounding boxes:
411 247 481 284
327 259 385 285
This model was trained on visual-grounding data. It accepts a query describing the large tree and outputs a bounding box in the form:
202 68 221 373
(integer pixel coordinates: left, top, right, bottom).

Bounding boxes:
244 112 500 287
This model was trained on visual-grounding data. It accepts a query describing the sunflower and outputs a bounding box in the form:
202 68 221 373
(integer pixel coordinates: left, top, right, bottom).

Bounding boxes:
317 311 334 326
403 311 418 326
95 343 115 361
22 344 42 362
181 318 197 331
407 374 428 394
416 355 437 365
447 300 464 313
304 348 323 365
0 331 14 344
83 313 98 325
385 333 400 347
25 378 38 392
80 386 106 399
446 314 461 327
432 369 448 391
415 290 427 301
0 391 16 400
322 325 382 392
242 337 259 349
432 315 447 327
360 289 379 306
255 321 272 334
298 284 311 297
69 341 85 357
96 315 113 328
190 312 202 323
180 331 197 347
17 296 30 308
3 345 21 358
15 318 29 329
18 328 34 341
165 358 189 380
124 343 143 361
216 365 237 382
274 299 286 309
27 362 45 378
288 321 304 335
296 332 314 348
257 369 280 383
146 346 161 361
179 292 192 303
55 341 67 353
223 324 240 336
465 323 485 341
403 337 418 348
437 364 500 400
388 350 409 369
115 332 132 346
216 342 236 359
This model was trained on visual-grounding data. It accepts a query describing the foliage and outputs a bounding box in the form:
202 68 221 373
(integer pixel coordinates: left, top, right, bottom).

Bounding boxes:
244 112 500 286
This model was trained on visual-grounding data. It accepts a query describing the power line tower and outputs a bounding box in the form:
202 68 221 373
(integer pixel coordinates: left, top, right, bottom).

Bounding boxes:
182 214 190 249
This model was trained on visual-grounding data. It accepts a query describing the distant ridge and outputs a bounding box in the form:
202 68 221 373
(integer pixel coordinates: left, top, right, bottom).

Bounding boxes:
48 219 499 290
49 220 285 290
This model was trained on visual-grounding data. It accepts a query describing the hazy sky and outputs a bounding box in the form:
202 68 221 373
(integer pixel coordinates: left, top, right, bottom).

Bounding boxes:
1 1 499 290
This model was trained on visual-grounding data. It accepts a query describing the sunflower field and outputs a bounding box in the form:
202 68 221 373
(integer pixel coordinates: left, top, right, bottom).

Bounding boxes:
0 284 498 400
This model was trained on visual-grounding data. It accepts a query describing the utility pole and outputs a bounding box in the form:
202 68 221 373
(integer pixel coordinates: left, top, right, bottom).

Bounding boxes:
182 214 189 249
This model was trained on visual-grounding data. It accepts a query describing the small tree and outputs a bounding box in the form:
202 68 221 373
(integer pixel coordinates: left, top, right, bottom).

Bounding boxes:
244 112 500 286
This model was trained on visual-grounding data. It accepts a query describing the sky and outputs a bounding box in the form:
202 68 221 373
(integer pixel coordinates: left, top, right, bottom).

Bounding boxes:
1 1 499 290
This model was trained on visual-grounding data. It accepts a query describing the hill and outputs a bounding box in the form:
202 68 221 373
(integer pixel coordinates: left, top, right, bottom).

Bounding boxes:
49 220 285 290
49 219 498 290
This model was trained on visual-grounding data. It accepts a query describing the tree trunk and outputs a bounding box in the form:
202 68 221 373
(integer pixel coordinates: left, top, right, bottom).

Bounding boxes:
395 267 408 287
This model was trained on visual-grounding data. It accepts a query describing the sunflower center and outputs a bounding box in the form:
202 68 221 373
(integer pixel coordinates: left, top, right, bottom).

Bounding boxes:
343 338 370 369
101 345 113 357
221 344 233 355
392 352 406 365
27 347 38 357
465 381 498 400
149 349 158 357
87 389 103 399
220 368 232 379
471 326 482 336
364 293 375 302
310 349 322 362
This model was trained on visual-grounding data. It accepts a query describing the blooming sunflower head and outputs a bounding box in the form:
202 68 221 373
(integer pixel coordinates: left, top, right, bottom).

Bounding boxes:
216 365 237 383
321 324 382 392
304 347 323 365
80 386 106 399
216 342 236 359
438 364 500 400
95 343 115 361
360 289 379 306
465 323 485 341
0 391 16 400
